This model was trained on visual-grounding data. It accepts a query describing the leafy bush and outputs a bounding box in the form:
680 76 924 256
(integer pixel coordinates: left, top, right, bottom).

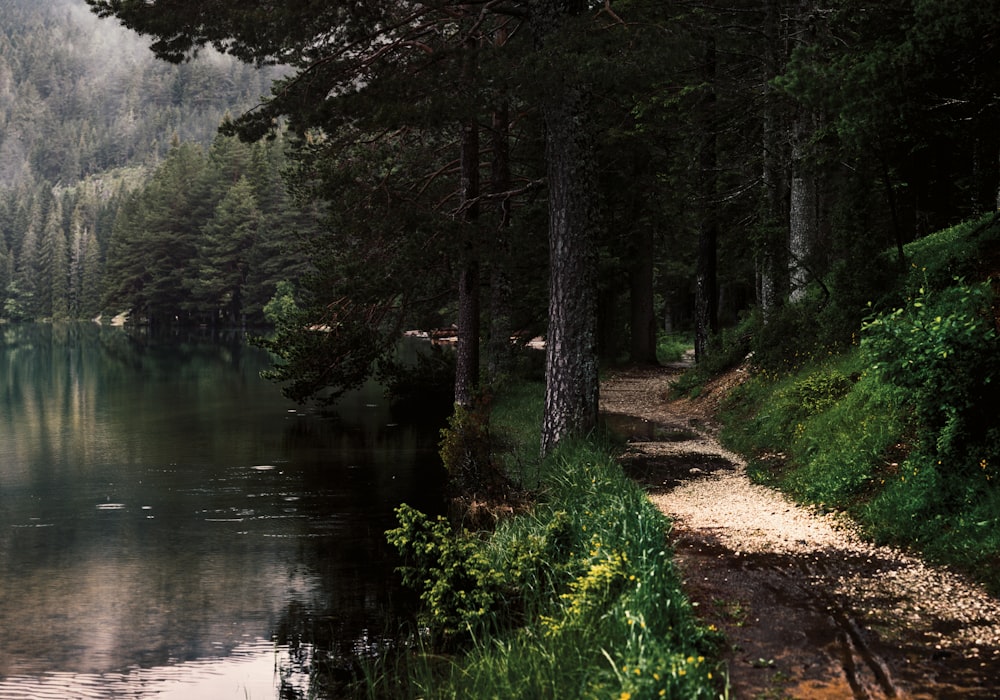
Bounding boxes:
380 385 722 698
722 358 858 462
901 214 998 297
785 369 854 416
488 380 546 487
862 279 1000 472
386 504 507 647
386 503 576 649
671 316 752 396
656 332 692 364
438 393 499 492
749 300 832 371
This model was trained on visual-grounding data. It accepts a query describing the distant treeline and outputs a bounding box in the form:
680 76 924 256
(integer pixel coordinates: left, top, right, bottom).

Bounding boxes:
0 0 303 325
0 133 318 325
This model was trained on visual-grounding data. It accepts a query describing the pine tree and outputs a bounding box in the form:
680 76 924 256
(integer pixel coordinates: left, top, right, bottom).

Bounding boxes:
187 176 261 325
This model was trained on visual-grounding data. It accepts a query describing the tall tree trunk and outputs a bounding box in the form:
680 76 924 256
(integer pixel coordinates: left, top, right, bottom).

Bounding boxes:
539 87 601 455
486 98 513 384
532 0 601 456
694 36 718 362
454 116 480 408
788 113 817 302
788 1 818 303
758 0 788 320
628 223 658 364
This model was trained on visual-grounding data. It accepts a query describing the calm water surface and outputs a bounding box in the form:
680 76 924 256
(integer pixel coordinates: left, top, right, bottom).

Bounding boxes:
0 323 446 699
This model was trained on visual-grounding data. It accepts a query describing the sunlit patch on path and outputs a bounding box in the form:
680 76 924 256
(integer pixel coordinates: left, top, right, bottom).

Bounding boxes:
601 365 1000 699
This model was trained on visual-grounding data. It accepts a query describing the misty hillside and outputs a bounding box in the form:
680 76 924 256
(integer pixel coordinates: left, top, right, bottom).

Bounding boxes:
0 0 314 326
0 0 281 188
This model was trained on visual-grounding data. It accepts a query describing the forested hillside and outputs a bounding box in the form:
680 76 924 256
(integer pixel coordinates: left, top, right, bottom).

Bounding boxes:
0 0 275 186
0 0 303 324
7 0 1000 446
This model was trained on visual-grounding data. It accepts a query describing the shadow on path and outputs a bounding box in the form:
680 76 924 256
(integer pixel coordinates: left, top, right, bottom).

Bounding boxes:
601 366 1000 700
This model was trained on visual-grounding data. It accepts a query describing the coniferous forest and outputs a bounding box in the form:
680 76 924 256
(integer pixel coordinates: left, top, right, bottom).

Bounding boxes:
0 0 310 326
6 2 1000 697
4 0 1000 449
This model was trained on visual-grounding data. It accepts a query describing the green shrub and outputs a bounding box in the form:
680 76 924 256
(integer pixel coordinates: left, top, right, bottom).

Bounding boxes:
901 214 998 297
671 316 752 396
386 504 507 647
438 394 499 492
721 357 857 459
383 413 721 698
489 380 545 487
656 332 692 364
786 370 853 415
862 279 1000 472
782 373 909 504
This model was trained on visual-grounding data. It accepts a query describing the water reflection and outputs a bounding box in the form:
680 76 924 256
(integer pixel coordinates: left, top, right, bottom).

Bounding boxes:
0 323 446 698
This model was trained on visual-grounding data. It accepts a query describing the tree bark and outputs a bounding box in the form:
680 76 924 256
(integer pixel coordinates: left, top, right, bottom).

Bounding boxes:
788 113 817 302
628 223 658 364
694 36 719 363
486 98 513 384
530 0 601 456
539 85 601 456
758 0 787 320
788 1 818 303
454 117 480 408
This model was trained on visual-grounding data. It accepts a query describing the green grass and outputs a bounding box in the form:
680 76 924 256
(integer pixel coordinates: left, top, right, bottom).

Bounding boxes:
722 346 1000 593
367 382 724 699
718 217 1000 592
656 332 693 364
489 379 546 487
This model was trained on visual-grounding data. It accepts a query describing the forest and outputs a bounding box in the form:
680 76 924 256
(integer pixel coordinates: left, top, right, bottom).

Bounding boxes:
0 0 307 325
5 2 1000 696
3 0 999 448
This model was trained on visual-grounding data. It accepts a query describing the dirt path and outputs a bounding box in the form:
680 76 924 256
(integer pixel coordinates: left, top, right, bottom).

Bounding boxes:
600 365 1000 700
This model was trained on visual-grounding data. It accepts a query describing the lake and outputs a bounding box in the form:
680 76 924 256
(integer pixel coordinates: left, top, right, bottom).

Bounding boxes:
0 323 446 699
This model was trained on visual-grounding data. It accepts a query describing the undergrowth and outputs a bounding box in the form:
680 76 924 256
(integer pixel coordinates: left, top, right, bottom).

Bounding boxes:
719 215 1000 594
368 383 724 699
657 331 693 364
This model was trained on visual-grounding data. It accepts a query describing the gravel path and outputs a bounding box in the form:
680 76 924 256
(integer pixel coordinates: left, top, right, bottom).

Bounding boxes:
600 365 1000 699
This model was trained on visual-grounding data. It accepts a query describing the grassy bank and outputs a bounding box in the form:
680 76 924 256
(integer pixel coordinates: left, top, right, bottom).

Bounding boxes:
366 381 723 699
718 214 1000 594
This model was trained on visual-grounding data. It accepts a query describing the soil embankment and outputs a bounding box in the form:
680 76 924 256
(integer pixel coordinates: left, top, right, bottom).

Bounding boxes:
600 364 1000 699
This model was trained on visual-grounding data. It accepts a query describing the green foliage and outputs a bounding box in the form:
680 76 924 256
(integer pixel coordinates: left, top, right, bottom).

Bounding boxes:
488 380 546 487
671 316 752 397
378 381 721 698
385 504 508 648
785 369 854 417
656 332 692 364
438 394 507 494
721 258 1000 592
862 279 1000 470
898 214 1000 296
385 500 577 649
262 280 298 325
